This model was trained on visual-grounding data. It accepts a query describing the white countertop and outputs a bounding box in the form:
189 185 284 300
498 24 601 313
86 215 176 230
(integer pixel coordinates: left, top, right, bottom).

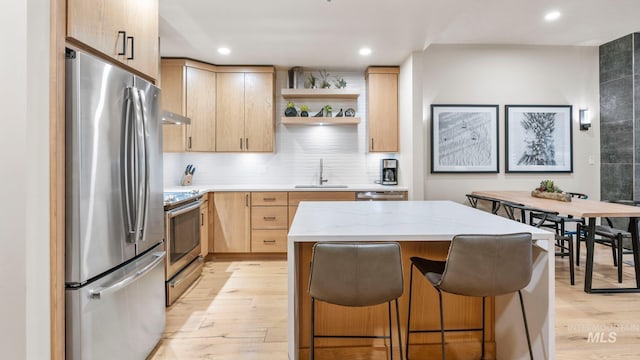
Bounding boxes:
164 183 408 193
288 200 554 243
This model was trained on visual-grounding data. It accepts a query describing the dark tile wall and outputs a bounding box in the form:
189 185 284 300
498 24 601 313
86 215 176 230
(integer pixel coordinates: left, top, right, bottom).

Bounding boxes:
599 34 636 201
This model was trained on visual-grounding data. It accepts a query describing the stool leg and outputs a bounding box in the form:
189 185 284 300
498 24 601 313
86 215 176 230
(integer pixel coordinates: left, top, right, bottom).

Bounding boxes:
576 227 581 266
617 236 623 283
405 264 414 359
518 290 534 360
388 301 393 360
310 297 315 360
395 298 404 360
481 297 485 360
437 289 445 360
568 236 575 286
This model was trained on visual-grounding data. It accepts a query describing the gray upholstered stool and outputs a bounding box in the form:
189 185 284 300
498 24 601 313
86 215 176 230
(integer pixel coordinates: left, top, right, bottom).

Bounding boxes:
405 233 534 360
308 242 404 360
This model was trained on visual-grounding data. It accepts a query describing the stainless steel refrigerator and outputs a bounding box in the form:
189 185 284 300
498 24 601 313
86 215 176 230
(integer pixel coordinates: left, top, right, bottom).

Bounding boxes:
65 49 166 360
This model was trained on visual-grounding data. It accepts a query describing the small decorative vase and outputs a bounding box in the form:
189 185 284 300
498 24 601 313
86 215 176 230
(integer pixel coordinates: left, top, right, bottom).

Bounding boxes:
300 111 309 117
284 107 298 117
326 110 332 117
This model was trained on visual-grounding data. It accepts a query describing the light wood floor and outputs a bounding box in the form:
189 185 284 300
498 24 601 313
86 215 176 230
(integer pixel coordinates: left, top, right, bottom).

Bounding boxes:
150 244 640 359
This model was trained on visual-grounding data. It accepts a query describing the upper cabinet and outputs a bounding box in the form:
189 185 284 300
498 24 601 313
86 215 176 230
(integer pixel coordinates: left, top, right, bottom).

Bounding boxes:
67 0 159 80
366 67 399 152
216 68 275 152
160 59 217 152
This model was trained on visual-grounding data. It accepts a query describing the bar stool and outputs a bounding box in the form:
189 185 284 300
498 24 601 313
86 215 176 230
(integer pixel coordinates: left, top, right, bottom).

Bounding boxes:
405 233 534 360
308 242 404 360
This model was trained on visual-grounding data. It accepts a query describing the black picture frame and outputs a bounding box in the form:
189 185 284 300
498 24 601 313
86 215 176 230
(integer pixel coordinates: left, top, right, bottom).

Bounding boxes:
505 105 573 173
430 104 499 173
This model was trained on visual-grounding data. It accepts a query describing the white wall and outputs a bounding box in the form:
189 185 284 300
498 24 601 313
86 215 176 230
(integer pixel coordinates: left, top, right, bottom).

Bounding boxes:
0 0 51 358
164 69 399 187
420 45 600 202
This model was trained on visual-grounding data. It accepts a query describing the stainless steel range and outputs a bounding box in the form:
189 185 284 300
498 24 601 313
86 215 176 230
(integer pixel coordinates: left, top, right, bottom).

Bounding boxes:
164 190 204 305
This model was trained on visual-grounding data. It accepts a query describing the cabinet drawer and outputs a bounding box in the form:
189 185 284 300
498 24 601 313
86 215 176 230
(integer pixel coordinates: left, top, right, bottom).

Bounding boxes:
251 230 287 253
251 207 288 229
288 191 355 207
252 192 288 206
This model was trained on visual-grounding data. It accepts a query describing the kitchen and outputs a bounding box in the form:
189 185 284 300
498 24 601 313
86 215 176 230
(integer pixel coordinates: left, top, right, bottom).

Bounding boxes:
4 0 640 359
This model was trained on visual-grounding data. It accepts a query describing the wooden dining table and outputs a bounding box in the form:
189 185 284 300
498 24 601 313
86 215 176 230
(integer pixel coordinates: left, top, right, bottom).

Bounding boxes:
472 190 640 294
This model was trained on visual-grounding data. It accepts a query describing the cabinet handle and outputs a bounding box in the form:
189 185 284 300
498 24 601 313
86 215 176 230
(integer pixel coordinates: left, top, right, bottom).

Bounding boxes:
245 138 249 150
201 213 204 226
188 136 192 149
126 36 134 60
245 194 249 207
371 138 374 151
263 216 276 221
240 138 243 150
117 31 127 56
263 197 276 201
263 240 276 244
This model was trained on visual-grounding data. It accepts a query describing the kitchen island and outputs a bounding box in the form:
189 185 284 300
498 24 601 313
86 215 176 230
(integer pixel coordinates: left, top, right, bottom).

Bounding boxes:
287 200 555 360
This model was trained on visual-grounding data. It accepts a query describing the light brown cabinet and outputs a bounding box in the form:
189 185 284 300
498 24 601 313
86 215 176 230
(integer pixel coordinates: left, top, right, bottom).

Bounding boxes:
160 59 217 152
67 0 159 80
213 192 251 253
366 67 399 153
251 192 288 253
288 192 356 227
216 69 275 152
200 199 209 257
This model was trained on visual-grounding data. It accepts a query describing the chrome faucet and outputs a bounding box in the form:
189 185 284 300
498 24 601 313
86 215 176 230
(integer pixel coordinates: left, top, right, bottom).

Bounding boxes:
319 158 328 185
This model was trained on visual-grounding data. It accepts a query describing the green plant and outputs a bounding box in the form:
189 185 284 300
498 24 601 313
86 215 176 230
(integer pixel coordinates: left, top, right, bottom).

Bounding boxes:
535 179 562 193
324 105 332 112
300 104 309 112
319 70 331 88
286 101 295 108
333 76 347 89
307 73 317 88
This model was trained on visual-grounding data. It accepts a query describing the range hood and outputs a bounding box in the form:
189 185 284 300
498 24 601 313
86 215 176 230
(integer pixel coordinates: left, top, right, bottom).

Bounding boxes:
161 110 191 125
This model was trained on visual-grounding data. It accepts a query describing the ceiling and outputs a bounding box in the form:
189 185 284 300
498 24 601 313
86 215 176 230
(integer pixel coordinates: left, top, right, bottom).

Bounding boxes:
159 0 640 70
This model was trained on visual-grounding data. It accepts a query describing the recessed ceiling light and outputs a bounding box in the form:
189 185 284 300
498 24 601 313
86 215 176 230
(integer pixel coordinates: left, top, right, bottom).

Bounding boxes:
544 11 561 21
359 48 372 56
218 47 231 55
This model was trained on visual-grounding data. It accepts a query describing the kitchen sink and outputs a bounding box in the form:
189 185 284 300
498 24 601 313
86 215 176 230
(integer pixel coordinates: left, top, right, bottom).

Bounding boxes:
294 184 349 188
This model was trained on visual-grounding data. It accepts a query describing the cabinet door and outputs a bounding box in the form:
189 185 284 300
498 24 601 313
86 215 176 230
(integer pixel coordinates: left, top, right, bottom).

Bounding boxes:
200 200 209 257
244 72 274 152
213 192 250 253
216 73 245 152
160 62 186 152
367 71 399 152
186 67 216 151
67 0 127 63
125 0 159 78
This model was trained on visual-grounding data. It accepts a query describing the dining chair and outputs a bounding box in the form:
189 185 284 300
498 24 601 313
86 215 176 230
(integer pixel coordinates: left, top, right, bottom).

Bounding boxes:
502 201 575 285
308 242 404 360
465 194 502 214
405 233 534 360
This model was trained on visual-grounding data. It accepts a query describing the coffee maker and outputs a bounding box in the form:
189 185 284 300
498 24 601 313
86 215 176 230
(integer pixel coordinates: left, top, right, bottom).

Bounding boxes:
381 159 398 185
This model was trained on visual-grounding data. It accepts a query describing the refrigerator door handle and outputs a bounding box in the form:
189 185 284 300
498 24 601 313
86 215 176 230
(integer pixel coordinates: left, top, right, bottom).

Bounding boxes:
131 87 146 243
122 87 137 240
88 251 166 300
136 88 150 241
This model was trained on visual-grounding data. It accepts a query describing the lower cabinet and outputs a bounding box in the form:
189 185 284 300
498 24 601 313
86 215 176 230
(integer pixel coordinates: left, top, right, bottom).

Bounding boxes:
213 192 251 253
200 198 209 257
251 192 288 253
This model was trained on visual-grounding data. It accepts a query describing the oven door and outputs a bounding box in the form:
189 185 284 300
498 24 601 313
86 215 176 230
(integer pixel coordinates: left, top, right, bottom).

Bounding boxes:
165 199 202 280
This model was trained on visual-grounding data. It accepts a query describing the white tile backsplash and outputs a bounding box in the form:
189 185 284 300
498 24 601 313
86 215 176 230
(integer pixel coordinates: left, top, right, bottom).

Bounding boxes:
163 69 398 187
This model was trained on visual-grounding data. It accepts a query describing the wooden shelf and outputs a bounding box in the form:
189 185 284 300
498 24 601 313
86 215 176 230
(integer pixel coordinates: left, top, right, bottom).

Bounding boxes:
281 88 360 99
281 117 361 125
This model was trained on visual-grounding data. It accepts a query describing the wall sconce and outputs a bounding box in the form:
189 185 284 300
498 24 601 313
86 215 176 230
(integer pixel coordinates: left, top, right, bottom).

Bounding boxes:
579 108 590 131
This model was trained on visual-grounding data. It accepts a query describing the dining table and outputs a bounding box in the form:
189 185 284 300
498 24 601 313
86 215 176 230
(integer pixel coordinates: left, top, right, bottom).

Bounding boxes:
472 190 640 294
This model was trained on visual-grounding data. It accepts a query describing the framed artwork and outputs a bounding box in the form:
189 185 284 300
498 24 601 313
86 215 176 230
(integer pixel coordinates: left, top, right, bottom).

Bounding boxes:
505 105 573 173
431 104 499 173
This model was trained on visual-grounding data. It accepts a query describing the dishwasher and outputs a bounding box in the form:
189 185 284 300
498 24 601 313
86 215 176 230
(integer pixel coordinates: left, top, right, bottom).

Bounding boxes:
356 191 407 201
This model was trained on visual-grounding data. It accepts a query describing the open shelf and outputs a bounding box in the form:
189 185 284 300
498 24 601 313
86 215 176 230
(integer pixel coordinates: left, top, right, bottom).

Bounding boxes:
281 117 361 125
281 88 360 99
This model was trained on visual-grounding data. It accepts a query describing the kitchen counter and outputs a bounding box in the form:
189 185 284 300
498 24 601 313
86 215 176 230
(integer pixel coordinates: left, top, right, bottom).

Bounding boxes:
287 200 554 360
164 184 408 193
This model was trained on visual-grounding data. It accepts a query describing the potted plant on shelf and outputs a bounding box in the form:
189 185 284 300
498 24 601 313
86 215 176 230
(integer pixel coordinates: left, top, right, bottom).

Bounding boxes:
284 101 298 117
300 104 309 117
307 73 317 89
320 70 331 88
333 76 347 89
324 105 333 117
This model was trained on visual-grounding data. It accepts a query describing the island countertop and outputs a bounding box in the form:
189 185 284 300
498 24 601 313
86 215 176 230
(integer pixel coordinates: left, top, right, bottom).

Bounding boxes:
289 200 555 243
